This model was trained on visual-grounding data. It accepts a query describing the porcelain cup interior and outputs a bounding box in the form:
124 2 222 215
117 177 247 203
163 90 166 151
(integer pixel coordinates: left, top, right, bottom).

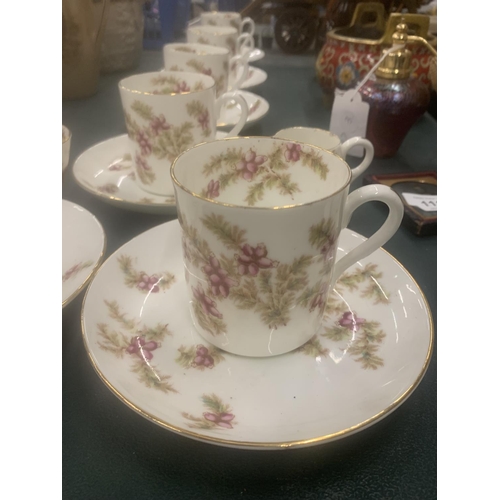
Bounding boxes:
274 127 341 152
172 137 350 208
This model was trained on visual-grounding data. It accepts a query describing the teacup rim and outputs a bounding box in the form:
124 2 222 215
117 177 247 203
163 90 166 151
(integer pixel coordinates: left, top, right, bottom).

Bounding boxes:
171 136 352 210
200 11 241 18
188 25 238 36
274 127 341 151
163 42 230 57
118 71 216 97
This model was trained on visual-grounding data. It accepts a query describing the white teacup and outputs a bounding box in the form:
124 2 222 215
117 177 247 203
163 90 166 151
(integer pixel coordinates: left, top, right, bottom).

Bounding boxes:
274 127 374 182
62 125 71 173
163 43 248 98
171 136 404 357
118 71 248 197
187 25 254 58
200 11 255 37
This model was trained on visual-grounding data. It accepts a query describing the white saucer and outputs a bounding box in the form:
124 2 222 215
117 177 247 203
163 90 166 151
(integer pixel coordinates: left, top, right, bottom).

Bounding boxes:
82 220 433 450
247 48 265 62
217 90 269 128
73 132 228 215
237 66 268 90
62 200 106 308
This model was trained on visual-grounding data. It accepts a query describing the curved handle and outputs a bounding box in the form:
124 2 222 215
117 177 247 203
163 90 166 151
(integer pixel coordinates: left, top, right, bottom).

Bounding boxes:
215 92 248 137
241 17 255 37
237 33 255 56
228 54 249 91
337 137 374 182
94 0 110 47
331 184 404 284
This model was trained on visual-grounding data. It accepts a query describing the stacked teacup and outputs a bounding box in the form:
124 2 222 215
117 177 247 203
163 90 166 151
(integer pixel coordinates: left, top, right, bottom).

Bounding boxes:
118 71 248 197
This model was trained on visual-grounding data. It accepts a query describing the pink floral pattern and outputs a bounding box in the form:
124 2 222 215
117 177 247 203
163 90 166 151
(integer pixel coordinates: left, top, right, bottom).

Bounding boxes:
176 344 225 370
203 255 238 297
200 142 328 206
97 300 176 393
117 254 175 293
62 261 93 282
237 243 277 276
193 284 223 318
182 394 236 430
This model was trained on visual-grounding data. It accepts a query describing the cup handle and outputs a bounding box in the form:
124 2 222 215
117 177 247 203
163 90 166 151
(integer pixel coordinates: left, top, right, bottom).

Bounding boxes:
215 92 248 137
237 33 254 55
331 184 404 284
337 137 374 182
228 54 249 91
241 17 255 37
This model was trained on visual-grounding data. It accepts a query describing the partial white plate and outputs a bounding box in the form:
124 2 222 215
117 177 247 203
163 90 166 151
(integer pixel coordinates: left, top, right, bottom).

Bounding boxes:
73 132 228 215
62 200 106 308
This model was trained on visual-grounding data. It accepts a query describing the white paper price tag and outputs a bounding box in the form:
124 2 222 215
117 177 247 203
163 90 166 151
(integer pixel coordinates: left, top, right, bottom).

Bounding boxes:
329 89 370 157
402 193 437 212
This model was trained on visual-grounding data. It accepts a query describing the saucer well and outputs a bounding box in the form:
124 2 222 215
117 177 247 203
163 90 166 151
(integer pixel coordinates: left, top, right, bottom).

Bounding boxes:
217 90 269 128
81 220 433 450
62 200 106 308
73 132 228 216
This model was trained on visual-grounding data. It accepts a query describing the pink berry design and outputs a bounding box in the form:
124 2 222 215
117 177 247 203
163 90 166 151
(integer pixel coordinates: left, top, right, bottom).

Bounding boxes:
192 345 215 368
136 130 152 155
339 312 366 332
284 142 302 162
192 285 223 319
150 114 171 136
236 150 267 181
309 283 329 312
203 411 235 429
126 336 159 361
206 179 220 199
203 255 238 297
198 111 209 131
320 235 337 262
237 243 277 276
175 81 190 93
137 273 161 293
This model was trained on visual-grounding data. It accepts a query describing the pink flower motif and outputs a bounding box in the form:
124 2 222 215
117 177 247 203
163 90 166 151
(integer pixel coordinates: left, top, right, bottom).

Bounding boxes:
192 345 214 368
203 255 238 297
198 111 210 130
284 143 301 162
135 153 152 172
136 130 152 155
320 235 336 263
202 68 213 76
206 179 220 199
150 114 171 136
192 285 223 319
237 243 276 276
137 273 161 293
236 150 267 181
126 336 159 361
203 411 235 429
175 81 190 93
309 283 329 312
339 312 366 332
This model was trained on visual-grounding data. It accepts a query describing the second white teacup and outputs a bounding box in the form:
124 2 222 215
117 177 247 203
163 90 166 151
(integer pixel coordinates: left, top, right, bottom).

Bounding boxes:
118 71 248 197
187 25 254 58
200 11 255 37
163 43 248 98
274 127 374 182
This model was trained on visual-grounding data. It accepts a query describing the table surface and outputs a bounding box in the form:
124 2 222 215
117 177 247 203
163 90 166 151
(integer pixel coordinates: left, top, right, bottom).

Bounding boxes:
62 49 437 499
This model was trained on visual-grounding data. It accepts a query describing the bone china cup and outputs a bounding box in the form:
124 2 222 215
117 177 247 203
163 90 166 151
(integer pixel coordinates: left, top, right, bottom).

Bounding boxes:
171 137 404 357
187 25 254 58
200 11 255 37
118 71 248 196
274 127 374 182
163 43 248 98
